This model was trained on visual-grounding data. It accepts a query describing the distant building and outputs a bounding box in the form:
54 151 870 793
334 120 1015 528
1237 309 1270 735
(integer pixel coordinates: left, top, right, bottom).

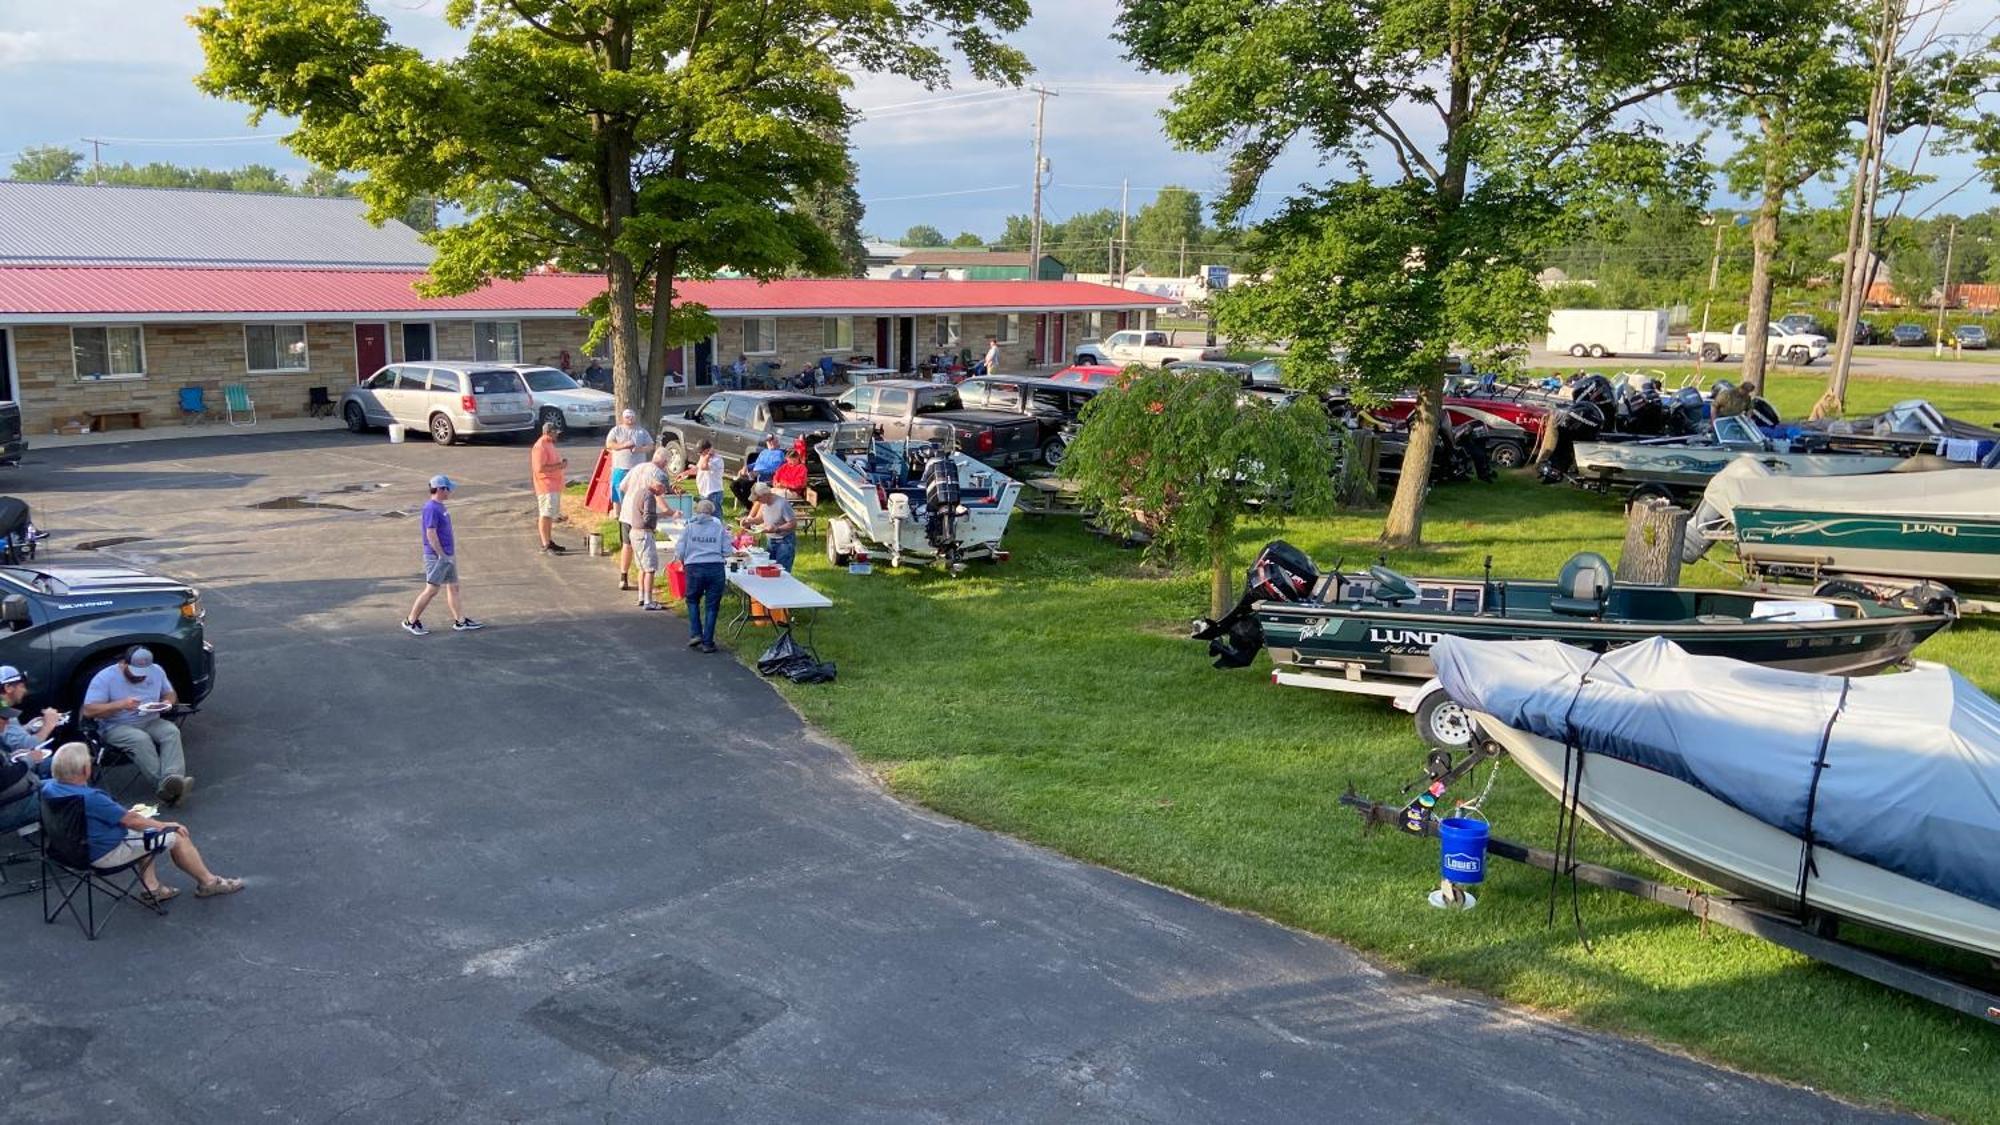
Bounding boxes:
892 250 1067 282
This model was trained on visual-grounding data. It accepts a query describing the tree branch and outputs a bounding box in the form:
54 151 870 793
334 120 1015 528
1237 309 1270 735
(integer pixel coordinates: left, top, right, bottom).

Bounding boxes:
1543 77 1691 162
1373 109 1443 183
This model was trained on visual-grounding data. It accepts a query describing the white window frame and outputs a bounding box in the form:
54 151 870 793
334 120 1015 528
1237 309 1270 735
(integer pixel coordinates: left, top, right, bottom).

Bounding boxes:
935 314 962 349
243 322 310 374
821 316 853 352
995 313 1017 345
743 317 777 355
472 320 523 363
71 325 147 381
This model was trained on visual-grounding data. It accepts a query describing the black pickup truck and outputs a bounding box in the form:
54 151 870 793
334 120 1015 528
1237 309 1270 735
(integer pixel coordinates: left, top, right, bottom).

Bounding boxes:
955 376 1100 467
0 561 216 711
835 380 1042 468
0 401 25 466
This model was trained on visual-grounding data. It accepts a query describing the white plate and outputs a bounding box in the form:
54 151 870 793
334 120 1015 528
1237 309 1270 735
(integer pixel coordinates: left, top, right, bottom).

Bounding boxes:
138 701 173 714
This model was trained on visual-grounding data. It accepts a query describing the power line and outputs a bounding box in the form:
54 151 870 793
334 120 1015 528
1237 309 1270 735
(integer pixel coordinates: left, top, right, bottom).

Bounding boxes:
861 185 1021 204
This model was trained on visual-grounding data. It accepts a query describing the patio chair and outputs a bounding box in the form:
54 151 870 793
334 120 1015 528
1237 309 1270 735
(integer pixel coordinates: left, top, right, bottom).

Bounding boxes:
223 383 257 427
0 821 39 901
306 386 335 418
40 791 167 940
177 386 209 425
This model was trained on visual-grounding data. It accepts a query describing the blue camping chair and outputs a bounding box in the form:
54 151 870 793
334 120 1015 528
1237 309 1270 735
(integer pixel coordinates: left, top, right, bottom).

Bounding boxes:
178 386 208 425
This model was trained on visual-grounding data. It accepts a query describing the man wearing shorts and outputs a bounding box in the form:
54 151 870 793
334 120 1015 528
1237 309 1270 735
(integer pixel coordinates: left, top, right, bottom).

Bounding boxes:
619 465 668 610
531 421 569 554
403 475 484 636
40 742 241 905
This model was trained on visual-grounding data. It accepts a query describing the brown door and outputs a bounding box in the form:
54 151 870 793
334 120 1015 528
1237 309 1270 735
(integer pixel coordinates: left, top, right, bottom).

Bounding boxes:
1049 314 1065 366
1117 311 1129 331
354 323 389 383
875 318 891 367
1032 315 1047 365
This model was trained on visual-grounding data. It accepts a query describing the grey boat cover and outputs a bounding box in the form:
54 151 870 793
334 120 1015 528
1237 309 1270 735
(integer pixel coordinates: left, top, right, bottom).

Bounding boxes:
1433 635 2000 910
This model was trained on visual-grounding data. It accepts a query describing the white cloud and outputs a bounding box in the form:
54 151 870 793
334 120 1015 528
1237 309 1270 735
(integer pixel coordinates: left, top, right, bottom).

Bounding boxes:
0 4 202 68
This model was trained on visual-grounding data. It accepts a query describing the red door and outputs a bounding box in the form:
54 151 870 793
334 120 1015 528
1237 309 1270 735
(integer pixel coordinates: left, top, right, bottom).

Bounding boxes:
1117 311 1129 331
1049 314 1065 366
354 324 389 382
1032 315 1047 365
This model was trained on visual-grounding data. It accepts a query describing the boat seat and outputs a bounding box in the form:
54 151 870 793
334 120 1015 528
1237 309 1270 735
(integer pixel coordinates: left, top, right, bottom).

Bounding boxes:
1367 565 1418 605
1550 551 1613 617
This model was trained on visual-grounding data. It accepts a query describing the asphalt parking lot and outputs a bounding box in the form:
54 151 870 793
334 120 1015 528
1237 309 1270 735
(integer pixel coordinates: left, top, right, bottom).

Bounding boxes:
0 430 1903 1123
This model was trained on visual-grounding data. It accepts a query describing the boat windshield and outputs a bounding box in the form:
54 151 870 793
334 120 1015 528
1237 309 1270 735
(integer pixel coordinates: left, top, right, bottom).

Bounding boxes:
1884 400 1945 435
1712 415 1768 448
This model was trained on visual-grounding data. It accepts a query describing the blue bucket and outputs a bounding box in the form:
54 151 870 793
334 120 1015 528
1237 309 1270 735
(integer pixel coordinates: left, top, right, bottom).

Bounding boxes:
1438 816 1489 885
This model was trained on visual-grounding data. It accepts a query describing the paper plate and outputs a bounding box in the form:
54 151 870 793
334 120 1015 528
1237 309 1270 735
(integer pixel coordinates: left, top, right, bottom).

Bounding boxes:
138 701 173 714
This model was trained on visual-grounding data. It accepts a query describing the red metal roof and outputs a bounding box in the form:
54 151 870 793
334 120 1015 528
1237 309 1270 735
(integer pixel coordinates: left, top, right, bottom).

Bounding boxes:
0 267 1169 319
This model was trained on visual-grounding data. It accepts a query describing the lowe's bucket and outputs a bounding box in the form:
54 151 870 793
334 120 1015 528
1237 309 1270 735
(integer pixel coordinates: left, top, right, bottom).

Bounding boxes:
1438 816 1489 885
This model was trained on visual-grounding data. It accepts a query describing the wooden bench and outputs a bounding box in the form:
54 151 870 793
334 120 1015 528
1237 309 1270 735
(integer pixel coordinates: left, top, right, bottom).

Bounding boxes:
84 409 145 432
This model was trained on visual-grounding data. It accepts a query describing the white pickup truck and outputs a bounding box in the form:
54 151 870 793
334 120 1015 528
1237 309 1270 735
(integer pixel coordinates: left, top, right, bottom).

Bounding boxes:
1073 330 1227 367
1684 321 1829 365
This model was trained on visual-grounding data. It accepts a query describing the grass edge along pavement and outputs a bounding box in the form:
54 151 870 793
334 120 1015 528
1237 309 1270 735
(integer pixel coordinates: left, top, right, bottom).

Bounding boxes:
587 372 1998 1121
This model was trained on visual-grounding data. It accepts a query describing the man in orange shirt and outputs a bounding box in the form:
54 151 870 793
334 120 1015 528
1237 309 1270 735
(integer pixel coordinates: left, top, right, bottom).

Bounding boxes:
530 421 569 554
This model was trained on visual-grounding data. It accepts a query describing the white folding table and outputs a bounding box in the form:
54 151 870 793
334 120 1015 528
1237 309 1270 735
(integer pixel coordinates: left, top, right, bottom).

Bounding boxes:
724 567 832 649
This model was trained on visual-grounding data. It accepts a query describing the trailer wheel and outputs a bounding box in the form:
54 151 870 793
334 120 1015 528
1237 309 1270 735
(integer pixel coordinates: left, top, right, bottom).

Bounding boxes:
1568 344 1588 358
826 518 853 566
1414 689 1476 750
1587 343 1608 358
1625 482 1676 509
1700 343 1723 362
1485 438 1527 469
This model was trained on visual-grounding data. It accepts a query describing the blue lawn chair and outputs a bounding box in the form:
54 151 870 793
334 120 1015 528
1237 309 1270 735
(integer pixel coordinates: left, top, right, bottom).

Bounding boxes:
178 386 208 425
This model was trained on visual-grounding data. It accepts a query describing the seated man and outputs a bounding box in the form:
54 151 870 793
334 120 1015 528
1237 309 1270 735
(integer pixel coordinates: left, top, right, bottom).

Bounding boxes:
749 433 787 484
82 646 192 805
40 742 242 903
0 664 62 780
0 712 40 835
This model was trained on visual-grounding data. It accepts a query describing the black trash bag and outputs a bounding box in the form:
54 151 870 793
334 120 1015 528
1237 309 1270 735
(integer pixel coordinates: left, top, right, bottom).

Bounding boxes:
757 632 807 676
784 659 837 684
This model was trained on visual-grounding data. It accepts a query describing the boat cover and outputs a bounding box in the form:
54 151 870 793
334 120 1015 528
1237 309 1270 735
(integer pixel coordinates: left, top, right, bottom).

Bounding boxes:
1699 455 2000 521
1432 635 2000 911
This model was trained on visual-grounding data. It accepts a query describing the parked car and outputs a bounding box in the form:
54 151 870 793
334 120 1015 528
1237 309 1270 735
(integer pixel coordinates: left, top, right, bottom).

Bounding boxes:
956 376 1101 466
0 561 215 712
1890 323 1930 347
1776 314 1829 338
1073 329 1226 367
1684 321 1828 365
340 361 537 445
1853 319 1879 346
1049 363 1129 388
656 390 873 481
1248 358 1284 388
1953 324 1989 350
510 365 615 435
834 380 1043 467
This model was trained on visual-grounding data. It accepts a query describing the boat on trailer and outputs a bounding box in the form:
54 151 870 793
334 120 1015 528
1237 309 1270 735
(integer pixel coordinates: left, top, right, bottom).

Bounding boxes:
817 439 1022 571
1434 635 2000 963
1567 413 1925 500
1192 541 1954 748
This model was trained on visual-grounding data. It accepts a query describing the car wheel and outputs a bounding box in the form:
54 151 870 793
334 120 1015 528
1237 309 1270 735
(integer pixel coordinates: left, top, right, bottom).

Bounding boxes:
1699 343 1722 362
1485 438 1527 469
662 439 686 477
1568 344 1588 358
1587 344 1607 358
430 413 457 445
538 407 567 438
343 402 369 434
1787 345 1811 365
1042 438 1066 467
1413 689 1476 750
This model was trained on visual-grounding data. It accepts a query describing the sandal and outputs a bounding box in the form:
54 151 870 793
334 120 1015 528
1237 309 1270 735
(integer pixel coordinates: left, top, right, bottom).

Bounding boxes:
195 877 245 898
138 886 179 906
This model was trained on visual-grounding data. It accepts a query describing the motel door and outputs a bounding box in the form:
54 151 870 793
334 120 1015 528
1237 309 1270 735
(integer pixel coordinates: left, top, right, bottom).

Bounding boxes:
1048 313 1066 366
0 328 14 404
875 318 892 368
354 324 390 382
1031 315 1047 365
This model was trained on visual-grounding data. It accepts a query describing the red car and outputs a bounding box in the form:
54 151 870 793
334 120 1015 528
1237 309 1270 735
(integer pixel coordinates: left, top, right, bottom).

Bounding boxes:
1366 395 1549 468
1049 364 1129 388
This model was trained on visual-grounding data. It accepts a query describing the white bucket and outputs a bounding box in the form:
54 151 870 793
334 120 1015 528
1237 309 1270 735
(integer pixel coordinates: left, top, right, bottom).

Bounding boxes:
387 423 406 444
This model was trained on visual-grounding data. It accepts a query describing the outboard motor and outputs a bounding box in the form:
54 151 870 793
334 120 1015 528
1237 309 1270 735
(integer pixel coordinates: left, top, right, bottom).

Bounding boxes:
1667 386 1706 435
1190 540 1319 669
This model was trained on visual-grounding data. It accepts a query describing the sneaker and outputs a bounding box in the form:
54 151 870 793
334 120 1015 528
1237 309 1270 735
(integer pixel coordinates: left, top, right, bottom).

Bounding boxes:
452 618 486 631
686 636 703 649
541 543 568 555
618 578 634 591
402 619 430 637
699 642 718 654
157 774 186 804
642 601 667 612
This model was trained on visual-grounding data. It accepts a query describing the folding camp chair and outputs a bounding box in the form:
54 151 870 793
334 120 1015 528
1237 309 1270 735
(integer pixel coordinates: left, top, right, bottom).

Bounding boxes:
307 386 335 418
223 383 257 427
1 819 41 901
178 386 209 425
41 792 167 939
77 718 145 802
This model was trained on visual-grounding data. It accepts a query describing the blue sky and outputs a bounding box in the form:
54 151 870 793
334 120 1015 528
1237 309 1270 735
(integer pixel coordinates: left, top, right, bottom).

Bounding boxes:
3 0 1995 254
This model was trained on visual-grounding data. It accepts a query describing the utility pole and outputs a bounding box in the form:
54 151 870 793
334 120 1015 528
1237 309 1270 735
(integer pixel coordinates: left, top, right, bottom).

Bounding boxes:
1117 178 1129 283
1027 85 1057 269
1692 216 1727 384
1933 220 1957 358
1178 236 1187 277
81 137 107 183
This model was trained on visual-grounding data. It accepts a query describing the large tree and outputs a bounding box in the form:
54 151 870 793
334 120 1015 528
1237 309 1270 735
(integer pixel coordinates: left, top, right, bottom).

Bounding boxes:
1128 185 1203 275
10 145 85 183
193 0 1027 425
793 136 868 277
902 224 948 247
1120 0 1715 546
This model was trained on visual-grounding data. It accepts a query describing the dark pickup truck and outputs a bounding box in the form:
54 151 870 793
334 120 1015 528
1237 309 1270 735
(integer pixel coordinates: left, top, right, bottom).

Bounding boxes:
657 390 875 482
835 380 1042 468
0 401 25 466
955 376 1100 467
0 561 216 711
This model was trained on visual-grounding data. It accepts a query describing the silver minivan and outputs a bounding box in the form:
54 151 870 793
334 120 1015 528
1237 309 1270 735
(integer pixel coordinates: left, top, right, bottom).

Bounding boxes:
339 361 537 445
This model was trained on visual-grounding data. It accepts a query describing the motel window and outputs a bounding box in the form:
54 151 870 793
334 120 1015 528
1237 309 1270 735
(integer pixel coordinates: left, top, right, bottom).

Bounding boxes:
71 326 146 380
244 323 309 373
472 320 522 363
995 313 1017 345
934 314 961 349
744 317 777 355
822 316 853 352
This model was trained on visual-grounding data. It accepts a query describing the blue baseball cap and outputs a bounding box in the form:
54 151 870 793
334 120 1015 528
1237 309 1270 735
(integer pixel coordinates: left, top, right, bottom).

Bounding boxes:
429 475 454 492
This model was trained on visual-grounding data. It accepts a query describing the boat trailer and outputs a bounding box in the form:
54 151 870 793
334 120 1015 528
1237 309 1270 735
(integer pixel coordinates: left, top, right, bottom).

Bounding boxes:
1341 744 2000 1025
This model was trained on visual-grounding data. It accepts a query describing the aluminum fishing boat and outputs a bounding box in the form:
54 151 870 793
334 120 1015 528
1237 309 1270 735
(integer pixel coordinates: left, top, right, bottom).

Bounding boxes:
1569 413 1919 497
817 439 1021 570
1435 635 2000 960
1688 455 2000 589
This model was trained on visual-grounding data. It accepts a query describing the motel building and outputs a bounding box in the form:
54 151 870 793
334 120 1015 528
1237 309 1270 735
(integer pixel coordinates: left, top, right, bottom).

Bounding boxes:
0 180 1168 435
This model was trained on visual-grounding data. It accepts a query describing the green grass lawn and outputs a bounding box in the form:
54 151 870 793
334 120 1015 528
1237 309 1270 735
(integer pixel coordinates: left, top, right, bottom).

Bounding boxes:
701 375 2000 1120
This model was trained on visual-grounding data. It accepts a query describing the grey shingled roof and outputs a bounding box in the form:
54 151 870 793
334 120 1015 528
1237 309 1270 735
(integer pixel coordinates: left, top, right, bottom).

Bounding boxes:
0 180 435 268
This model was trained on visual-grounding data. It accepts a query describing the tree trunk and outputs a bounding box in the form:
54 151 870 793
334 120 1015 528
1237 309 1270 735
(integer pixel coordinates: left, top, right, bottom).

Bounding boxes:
1208 530 1234 619
1816 0 1901 420
1740 119 1784 390
606 250 644 417
644 246 680 430
1382 377 1440 547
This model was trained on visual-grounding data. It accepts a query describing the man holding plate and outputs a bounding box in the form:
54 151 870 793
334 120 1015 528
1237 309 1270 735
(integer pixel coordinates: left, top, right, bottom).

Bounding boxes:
82 646 191 805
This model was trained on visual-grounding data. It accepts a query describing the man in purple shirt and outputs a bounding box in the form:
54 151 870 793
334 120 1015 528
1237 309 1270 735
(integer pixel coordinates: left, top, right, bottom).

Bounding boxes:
402 475 484 637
